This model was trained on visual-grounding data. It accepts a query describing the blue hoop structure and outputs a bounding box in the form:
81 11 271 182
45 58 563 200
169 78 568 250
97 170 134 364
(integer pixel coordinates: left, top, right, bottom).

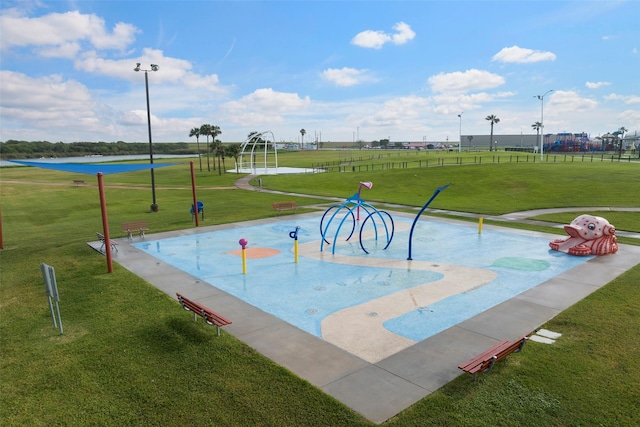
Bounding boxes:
320 188 394 254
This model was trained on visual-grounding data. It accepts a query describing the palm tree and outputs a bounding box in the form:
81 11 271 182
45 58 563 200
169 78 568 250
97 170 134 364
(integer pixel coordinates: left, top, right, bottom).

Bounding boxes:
200 124 212 171
189 127 202 171
531 121 542 152
209 125 222 171
212 140 225 175
486 115 500 151
300 129 306 150
219 144 227 173
226 144 242 173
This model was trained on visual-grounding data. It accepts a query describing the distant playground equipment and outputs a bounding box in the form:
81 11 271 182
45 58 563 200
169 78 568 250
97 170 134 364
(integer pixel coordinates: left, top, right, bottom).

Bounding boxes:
237 130 279 174
544 132 600 153
320 181 395 255
549 214 618 256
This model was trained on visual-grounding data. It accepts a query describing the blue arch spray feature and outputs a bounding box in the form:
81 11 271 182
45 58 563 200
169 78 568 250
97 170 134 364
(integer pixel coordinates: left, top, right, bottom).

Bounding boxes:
407 183 451 261
321 203 369 254
359 210 395 254
320 205 356 246
320 181 395 255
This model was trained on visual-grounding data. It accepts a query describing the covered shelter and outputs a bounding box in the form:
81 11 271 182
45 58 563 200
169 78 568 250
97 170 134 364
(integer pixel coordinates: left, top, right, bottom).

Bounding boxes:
7 160 178 273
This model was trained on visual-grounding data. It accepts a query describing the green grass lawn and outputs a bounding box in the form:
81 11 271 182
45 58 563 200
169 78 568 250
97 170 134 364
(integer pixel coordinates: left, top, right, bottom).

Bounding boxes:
532 211 640 233
1 157 639 426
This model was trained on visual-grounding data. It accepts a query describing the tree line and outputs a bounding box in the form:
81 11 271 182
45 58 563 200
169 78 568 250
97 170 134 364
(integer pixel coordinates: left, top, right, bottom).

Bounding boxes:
0 140 193 160
188 124 244 174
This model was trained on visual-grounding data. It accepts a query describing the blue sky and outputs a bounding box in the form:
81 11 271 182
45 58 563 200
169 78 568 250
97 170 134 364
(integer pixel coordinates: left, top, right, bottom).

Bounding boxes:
1 0 638 144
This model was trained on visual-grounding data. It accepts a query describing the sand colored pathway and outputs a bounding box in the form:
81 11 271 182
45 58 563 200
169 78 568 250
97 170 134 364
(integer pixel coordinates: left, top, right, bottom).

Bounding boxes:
297 239 497 363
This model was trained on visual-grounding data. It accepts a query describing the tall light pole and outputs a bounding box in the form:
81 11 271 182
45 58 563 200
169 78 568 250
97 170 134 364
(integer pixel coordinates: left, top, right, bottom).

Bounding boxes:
457 112 463 153
535 90 553 162
134 63 160 212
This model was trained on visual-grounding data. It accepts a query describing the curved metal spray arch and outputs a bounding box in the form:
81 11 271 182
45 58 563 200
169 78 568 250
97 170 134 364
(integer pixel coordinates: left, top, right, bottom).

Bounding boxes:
238 130 279 173
319 181 395 254
407 183 451 260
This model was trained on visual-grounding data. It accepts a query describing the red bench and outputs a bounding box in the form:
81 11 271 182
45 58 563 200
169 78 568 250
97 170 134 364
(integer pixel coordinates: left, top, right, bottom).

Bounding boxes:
176 293 232 336
458 336 528 380
272 201 297 214
121 221 149 240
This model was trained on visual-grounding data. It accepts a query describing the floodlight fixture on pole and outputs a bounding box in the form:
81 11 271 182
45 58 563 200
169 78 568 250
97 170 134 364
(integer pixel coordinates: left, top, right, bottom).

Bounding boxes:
458 112 463 153
134 63 160 212
535 90 553 162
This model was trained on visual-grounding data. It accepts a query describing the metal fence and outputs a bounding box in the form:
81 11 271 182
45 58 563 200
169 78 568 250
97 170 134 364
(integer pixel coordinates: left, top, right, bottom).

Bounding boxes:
310 151 638 173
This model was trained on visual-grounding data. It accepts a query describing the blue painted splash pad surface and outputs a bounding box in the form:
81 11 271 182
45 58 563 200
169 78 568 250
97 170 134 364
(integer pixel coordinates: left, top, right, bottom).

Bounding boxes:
133 216 591 342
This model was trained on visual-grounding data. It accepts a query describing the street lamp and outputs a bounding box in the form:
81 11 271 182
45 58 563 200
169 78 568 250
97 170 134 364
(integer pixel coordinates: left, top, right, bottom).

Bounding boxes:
134 63 160 212
535 90 553 162
457 112 463 153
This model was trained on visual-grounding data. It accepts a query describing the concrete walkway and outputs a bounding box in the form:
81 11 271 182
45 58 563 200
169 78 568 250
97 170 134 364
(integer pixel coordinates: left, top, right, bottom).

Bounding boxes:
89 176 640 423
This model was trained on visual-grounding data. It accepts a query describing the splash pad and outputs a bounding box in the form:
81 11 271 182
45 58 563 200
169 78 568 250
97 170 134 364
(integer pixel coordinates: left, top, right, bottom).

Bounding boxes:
129 182 595 362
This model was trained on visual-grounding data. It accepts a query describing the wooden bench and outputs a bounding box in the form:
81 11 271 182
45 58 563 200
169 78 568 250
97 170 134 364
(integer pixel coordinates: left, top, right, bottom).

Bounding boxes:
176 293 232 336
73 180 86 186
272 201 297 214
96 232 118 253
458 336 528 380
121 221 149 240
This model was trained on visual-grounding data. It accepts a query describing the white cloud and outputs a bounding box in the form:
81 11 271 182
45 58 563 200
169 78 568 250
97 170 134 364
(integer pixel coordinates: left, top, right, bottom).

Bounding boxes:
0 70 104 138
618 109 640 131
391 22 416 45
37 42 81 59
73 48 224 93
351 30 389 49
428 69 505 94
221 88 311 126
351 22 415 49
604 93 625 101
547 90 598 112
586 81 611 89
431 91 515 115
0 10 138 54
322 67 376 87
360 96 430 128
492 45 556 63
604 93 640 104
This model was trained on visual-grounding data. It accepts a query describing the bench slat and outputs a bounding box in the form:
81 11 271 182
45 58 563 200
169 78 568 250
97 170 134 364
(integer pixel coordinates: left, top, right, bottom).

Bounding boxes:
272 202 297 214
121 221 149 240
458 340 510 371
176 293 231 336
459 337 527 379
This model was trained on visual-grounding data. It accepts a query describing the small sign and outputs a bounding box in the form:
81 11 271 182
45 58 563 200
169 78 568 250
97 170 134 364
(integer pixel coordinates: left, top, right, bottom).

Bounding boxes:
40 263 63 334
40 263 59 301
